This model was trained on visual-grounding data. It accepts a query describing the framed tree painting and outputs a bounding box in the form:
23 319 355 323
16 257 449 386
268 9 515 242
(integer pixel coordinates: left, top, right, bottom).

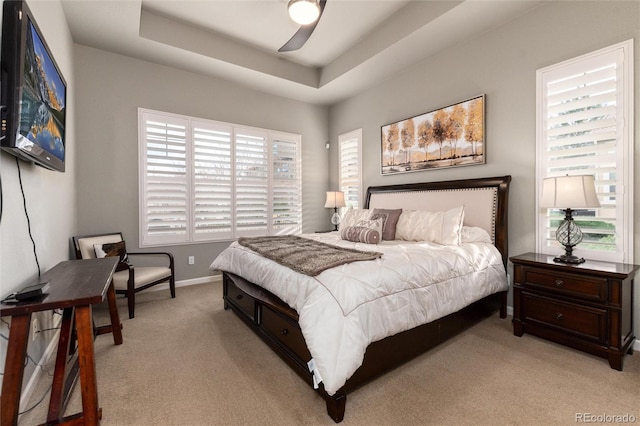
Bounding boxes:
381 95 485 175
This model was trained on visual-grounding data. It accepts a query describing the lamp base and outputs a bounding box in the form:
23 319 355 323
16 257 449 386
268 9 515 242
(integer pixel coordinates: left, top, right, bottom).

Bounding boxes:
553 254 585 264
330 208 340 232
554 209 586 265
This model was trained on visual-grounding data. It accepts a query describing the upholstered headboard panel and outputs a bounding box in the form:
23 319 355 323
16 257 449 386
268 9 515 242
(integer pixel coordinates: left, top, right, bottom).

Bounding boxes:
364 176 511 266
368 187 497 241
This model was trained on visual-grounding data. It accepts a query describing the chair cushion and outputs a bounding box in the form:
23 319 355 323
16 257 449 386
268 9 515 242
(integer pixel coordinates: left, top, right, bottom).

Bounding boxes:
112 267 172 290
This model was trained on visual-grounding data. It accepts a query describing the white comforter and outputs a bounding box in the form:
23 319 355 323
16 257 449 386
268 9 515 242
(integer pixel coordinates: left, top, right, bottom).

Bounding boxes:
209 232 508 395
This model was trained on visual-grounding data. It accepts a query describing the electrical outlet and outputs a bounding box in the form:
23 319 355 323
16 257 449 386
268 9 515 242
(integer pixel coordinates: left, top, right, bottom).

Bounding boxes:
188 256 195 265
31 317 39 341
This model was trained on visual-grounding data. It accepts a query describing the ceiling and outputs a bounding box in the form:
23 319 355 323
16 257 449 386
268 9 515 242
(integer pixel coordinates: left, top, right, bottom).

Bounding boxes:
61 0 545 105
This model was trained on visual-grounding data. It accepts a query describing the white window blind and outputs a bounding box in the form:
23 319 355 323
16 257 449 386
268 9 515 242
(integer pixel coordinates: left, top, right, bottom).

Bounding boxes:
192 121 233 241
139 111 189 246
339 129 362 209
536 40 634 263
235 129 269 237
272 134 302 235
139 109 302 246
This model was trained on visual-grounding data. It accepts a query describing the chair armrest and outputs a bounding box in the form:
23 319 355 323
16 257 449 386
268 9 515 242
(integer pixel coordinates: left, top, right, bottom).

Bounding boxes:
115 261 131 272
127 252 175 270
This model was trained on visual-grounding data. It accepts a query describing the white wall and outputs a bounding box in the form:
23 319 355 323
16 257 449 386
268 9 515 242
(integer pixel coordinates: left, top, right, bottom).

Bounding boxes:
0 0 76 395
328 1 640 336
73 45 330 281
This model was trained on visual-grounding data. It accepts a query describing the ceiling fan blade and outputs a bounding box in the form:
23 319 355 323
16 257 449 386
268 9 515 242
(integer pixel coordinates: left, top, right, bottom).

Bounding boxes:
278 0 327 52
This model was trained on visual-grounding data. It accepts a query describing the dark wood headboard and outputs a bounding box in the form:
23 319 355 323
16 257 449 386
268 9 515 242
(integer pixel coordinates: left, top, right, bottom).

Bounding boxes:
364 176 511 267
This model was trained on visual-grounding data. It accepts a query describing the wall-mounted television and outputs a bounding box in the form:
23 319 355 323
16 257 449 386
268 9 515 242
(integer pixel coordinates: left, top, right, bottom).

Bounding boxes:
1 0 67 172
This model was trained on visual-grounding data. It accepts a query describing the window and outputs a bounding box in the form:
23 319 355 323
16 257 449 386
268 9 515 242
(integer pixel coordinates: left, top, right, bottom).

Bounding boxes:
338 129 362 209
536 40 634 263
138 109 302 246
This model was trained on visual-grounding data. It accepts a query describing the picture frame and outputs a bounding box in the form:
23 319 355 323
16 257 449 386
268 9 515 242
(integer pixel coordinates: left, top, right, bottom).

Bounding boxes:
381 95 485 175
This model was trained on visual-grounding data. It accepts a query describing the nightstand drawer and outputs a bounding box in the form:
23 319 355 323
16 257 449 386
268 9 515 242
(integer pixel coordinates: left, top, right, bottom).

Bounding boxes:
523 293 607 343
522 268 607 301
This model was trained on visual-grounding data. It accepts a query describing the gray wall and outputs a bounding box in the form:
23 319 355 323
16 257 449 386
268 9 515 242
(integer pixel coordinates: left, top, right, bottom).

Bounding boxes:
328 1 640 332
2 0 639 390
0 0 76 391
74 45 330 281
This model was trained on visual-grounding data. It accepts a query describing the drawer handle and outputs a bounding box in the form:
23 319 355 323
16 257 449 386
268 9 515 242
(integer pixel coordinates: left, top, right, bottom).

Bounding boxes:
555 279 564 288
555 312 564 321
236 294 243 300
280 329 289 336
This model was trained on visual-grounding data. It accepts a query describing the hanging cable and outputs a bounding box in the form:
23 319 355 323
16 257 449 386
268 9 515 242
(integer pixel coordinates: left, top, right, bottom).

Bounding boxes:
16 158 41 277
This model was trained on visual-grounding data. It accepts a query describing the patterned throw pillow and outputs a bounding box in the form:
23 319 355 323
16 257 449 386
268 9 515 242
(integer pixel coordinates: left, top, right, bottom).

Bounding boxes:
340 218 383 244
370 208 402 240
94 241 129 264
339 208 371 230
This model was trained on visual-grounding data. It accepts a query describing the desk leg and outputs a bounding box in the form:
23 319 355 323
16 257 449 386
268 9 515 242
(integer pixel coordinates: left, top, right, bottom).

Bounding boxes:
106 283 123 345
75 306 100 426
1 313 31 426
47 307 75 423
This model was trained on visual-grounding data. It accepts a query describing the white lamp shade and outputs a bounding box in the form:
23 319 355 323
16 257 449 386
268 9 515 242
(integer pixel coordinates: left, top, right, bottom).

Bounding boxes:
324 191 346 208
288 0 320 25
540 175 601 209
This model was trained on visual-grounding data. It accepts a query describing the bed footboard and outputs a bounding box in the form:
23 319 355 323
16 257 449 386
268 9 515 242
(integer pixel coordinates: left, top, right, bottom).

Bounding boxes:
223 271 347 421
222 271 506 423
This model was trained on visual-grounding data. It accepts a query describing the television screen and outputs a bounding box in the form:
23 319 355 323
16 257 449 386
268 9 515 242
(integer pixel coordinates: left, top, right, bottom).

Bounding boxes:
1 0 67 172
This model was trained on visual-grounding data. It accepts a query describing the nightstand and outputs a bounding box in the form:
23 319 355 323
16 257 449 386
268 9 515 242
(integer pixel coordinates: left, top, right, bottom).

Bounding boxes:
510 252 639 371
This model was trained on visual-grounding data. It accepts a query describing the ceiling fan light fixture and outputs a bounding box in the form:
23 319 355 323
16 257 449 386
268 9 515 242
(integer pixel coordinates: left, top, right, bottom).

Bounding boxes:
288 0 320 26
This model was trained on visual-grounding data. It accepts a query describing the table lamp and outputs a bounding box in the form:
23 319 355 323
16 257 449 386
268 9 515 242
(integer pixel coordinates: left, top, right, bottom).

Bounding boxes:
540 174 600 264
324 191 346 231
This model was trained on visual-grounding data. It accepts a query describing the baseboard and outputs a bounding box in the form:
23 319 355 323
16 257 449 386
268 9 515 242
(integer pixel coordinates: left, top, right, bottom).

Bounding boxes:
150 274 221 292
506 305 513 317
19 324 61 416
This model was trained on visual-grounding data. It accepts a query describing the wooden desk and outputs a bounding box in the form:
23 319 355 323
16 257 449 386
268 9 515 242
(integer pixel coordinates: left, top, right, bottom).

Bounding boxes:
1 258 122 426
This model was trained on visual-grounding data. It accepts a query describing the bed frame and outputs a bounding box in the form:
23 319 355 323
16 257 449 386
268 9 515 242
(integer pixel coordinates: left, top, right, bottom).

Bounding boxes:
222 175 511 422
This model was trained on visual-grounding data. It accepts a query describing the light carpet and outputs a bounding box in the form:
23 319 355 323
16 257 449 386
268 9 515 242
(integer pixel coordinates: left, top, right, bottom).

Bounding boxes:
18 280 639 425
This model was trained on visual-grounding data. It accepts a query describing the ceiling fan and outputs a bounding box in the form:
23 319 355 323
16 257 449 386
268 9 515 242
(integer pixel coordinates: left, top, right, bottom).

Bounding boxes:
279 0 327 52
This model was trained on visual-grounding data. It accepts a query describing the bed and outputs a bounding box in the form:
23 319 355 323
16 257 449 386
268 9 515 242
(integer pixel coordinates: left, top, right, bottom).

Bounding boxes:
210 175 511 422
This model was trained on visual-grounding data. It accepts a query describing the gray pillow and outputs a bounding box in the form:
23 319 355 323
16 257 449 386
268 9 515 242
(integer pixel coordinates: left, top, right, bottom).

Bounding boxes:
370 208 402 240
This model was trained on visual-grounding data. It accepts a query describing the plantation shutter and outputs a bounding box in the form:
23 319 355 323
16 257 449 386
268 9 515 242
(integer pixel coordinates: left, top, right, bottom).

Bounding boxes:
139 111 189 246
271 134 302 235
339 129 362 209
192 121 233 241
536 40 633 263
235 129 269 237
139 109 302 246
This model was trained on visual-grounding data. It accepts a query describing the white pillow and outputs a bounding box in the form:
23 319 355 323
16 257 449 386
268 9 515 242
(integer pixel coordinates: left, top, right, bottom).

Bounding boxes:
395 206 465 245
461 226 492 244
339 208 371 230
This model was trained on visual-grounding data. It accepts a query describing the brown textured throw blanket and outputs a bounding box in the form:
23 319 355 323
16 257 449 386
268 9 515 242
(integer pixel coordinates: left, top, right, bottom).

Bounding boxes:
237 235 382 276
